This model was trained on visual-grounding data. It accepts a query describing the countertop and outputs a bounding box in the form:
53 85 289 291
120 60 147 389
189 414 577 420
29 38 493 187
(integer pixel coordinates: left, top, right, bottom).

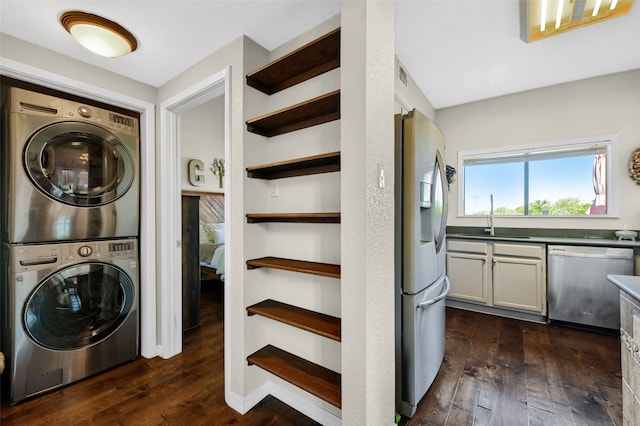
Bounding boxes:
447 233 640 248
608 275 640 300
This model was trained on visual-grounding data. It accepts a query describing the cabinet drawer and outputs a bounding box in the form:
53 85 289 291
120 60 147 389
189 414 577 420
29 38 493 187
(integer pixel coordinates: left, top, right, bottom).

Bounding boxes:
493 243 544 259
447 240 489 255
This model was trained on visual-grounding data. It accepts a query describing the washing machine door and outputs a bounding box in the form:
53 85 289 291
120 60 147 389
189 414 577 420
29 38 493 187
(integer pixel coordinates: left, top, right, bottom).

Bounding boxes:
23 262 135 350
24 121 135 206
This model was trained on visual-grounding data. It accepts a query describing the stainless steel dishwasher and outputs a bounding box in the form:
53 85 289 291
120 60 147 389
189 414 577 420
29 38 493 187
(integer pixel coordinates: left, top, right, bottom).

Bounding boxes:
548 245 634 331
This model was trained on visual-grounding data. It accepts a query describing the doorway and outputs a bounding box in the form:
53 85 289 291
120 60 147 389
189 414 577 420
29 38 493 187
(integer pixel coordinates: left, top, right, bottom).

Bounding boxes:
157 66 231 366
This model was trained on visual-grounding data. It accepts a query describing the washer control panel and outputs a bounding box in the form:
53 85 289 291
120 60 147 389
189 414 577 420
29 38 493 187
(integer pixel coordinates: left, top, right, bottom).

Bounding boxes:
108 241 136 257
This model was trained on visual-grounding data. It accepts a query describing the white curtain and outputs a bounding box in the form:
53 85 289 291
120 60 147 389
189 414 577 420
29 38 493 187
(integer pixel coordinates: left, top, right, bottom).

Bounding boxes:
588 154 606 215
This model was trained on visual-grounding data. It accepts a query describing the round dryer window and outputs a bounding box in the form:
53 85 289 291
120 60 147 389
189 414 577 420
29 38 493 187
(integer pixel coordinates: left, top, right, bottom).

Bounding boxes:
24 121 135 206
24 262 135 350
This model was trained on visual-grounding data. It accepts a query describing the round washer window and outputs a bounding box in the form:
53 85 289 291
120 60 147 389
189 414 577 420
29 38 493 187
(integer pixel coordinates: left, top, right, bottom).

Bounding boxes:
24 263 134 350
24 121 135 207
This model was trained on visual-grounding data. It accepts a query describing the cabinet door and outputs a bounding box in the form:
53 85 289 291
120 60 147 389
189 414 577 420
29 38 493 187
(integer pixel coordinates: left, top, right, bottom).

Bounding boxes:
492 256 543 313
446 252 490 304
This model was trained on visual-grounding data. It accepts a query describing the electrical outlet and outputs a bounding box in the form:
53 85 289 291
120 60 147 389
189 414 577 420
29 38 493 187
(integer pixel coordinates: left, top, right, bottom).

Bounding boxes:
269 181 279 197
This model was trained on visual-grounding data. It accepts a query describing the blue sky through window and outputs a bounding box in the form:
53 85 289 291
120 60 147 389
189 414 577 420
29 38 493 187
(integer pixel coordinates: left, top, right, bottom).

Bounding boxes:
464 155 595 214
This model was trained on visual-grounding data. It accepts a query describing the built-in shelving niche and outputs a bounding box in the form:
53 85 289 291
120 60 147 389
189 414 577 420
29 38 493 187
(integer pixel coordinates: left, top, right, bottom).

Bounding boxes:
244 27 342 410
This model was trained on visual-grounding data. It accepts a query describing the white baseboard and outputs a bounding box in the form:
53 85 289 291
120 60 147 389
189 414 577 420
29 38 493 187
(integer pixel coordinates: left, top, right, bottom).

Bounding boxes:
225 390 249 414
228 382 342 425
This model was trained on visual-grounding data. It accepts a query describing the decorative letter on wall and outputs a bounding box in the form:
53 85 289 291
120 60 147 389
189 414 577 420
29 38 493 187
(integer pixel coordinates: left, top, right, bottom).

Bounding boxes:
188 159 205 186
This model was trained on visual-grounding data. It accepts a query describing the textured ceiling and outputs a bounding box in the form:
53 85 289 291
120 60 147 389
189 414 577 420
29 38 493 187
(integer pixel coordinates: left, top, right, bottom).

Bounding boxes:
1 0 639 108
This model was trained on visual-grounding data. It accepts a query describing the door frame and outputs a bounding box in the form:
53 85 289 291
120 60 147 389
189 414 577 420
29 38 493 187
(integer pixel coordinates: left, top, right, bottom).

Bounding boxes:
157 67 231 358
0 57 158 358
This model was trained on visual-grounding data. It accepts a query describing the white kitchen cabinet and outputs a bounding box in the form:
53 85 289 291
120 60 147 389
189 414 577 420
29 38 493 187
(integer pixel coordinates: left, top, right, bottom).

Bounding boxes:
446 239 546 317
446 240 491 304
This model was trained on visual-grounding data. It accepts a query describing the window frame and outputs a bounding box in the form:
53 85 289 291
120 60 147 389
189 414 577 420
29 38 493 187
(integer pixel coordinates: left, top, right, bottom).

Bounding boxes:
456 133 619 218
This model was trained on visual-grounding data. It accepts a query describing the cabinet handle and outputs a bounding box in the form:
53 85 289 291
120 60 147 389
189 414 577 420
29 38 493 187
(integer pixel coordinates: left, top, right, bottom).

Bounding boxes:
417 276 451 309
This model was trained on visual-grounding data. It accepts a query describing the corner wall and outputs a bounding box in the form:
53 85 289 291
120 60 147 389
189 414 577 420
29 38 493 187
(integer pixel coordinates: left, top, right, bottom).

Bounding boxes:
341 1 396 424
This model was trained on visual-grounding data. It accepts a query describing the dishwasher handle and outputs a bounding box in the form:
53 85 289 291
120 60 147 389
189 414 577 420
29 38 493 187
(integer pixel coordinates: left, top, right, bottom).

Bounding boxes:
417 276 451 310
548 251 632 261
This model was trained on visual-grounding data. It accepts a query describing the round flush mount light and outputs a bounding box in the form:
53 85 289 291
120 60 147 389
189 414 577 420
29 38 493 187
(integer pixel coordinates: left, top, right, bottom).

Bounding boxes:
60 11 137 58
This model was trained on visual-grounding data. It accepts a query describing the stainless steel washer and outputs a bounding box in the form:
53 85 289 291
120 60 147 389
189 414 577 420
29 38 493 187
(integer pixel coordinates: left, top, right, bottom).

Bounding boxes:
1 238 139 404
2 86 139 243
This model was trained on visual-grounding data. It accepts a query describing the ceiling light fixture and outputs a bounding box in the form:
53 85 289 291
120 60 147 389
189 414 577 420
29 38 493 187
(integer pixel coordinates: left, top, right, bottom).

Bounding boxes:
60 11 137 58
521 0 635 43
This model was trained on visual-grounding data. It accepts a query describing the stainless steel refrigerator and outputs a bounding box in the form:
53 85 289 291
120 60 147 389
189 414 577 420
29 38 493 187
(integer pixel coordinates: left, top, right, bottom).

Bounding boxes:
395 109 450 418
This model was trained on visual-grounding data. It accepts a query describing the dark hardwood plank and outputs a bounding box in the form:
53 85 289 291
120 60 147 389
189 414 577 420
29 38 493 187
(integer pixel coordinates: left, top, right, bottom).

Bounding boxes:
245 90 340 137
522 322 556 415
246 212 340 223
247 345 341 408
246 151 340 180
246 28 340 95
246 256 340 278
247 299 341 341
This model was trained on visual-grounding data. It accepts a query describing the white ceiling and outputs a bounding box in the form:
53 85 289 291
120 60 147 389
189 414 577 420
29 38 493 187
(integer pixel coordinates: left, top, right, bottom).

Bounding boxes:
1 0 639 109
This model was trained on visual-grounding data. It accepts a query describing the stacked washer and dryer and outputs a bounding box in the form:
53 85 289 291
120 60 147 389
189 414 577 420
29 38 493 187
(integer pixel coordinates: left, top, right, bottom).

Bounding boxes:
0 86 140 404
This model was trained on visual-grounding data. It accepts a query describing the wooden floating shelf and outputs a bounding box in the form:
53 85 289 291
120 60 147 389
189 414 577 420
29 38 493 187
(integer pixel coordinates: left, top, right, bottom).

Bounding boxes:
246 151 340 180
246 212 340 224
247 345 341 408
246 256 340 279
247 299 341 341
246 90 340 138
246 28 340 95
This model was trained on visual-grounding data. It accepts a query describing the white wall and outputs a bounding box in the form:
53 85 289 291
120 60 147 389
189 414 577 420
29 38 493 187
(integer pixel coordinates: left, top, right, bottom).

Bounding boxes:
156 34 253 407
341 2 396 424
180 96 225 193
0 34 156 103
437 69 640 231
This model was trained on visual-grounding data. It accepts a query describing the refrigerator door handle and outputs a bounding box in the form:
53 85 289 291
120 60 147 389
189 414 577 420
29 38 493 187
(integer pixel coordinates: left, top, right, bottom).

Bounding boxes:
417 276 451 310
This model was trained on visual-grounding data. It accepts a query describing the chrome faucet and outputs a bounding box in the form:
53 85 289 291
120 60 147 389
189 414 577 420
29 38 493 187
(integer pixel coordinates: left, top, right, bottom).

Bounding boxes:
485 194 495 236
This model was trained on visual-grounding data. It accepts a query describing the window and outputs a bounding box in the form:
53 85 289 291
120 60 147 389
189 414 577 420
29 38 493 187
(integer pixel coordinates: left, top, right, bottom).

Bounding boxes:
458 134 618 217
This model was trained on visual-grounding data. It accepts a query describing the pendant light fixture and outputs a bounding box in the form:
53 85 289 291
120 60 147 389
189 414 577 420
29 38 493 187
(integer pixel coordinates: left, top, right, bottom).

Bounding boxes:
521 0 635 43
60 11 137 58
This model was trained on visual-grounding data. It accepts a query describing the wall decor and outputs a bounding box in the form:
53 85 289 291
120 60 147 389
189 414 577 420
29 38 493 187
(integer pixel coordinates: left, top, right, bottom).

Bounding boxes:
630 148 640 185
188 159 205 186
211 158 225 188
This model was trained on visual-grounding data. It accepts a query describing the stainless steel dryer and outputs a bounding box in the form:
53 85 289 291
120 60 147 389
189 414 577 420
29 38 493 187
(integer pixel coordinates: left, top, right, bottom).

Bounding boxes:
2 86 139 243
1 238 139 404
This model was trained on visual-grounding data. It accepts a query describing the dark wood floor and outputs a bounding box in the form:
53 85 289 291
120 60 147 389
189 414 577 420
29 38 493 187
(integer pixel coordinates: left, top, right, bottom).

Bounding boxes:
402 308 622 426
2 286 621 425
0 282 319 426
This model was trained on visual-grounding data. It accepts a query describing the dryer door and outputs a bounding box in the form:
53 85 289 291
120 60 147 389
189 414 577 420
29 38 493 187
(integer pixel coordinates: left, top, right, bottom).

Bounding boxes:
24 121 135 206
24 262 135 350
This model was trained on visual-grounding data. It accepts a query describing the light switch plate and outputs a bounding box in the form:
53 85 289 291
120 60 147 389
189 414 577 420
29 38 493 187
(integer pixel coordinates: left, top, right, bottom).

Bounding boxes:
269 181 279 197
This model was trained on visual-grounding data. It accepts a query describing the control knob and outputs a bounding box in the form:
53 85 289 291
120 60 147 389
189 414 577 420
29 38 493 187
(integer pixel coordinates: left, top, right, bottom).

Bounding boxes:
78 246 92 257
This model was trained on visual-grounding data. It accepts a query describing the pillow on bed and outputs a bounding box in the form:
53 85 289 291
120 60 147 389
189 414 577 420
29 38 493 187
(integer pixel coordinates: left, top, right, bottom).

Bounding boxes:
200 223 224 243
210 228 224 244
